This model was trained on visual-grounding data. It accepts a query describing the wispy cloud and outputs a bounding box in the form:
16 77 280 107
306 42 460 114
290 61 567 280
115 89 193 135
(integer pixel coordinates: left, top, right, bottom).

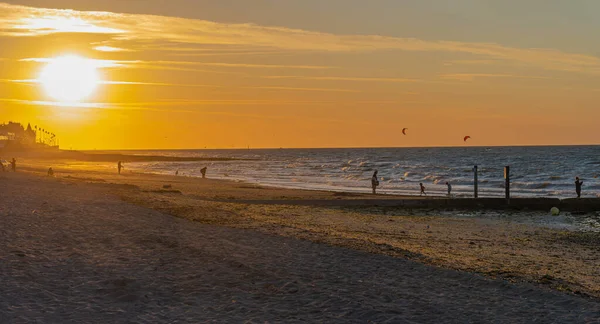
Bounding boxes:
1 97 422 110
7 78 225 88
134 60 333 70
20 57 333 71
443 59 500 66
0 98 109 108
4 78 357 93
1 3 600 75
94 45 129 52
1 10 124 36
263 75 419 83
102 80 223 88
248 86 359 93
20 57 126 68
440 73 551 82
116 99 413 106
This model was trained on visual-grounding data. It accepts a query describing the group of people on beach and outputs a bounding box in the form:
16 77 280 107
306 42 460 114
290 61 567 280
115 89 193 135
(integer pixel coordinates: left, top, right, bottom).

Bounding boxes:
371 170 585 198
0 158 17 172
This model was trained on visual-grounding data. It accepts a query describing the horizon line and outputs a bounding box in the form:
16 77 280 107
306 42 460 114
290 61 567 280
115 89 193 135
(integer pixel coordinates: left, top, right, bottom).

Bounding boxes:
78 143 600 152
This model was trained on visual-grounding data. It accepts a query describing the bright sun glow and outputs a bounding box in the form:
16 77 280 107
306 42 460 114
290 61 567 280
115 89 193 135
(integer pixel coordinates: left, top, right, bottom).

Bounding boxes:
39 55 100 102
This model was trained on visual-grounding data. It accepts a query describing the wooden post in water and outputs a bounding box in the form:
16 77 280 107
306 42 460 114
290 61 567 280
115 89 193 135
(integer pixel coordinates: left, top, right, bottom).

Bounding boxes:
504 166 511 204
473 165 478 198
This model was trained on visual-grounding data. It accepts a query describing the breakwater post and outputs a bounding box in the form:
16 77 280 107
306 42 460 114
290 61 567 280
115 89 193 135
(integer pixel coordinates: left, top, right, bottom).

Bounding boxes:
473 165 478 198
504 166 511 204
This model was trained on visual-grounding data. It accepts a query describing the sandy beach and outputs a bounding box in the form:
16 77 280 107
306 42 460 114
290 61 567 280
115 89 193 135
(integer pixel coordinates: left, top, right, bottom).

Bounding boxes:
1 159 600 322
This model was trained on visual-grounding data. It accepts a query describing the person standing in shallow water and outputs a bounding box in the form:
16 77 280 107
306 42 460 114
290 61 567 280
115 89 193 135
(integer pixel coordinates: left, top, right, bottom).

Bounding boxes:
371 170 379 194
446 182 452 197
10 158 16 172
200 167 207 178
575 177 583 198
118 161 123 175
420 183 427 196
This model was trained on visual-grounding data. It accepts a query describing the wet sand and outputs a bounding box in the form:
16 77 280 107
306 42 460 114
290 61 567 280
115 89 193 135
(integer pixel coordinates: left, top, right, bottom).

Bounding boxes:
1 160 600 322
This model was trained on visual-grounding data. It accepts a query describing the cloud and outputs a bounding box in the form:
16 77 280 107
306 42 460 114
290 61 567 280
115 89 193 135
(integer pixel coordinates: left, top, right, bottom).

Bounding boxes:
263 75 419 83
20 57 334 71
6 78 225 88
443 59 500 66
94 45 129 52
4 77 357 93
0 5 124 36
1 2 600 75
131 60 333 70
101 80 224 88
440 73 551 82
247 86 359 93
20 57 126 68
0 97 109 108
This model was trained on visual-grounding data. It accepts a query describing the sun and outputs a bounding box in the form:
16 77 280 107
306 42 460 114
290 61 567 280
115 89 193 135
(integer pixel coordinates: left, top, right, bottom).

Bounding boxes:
39 55 100 102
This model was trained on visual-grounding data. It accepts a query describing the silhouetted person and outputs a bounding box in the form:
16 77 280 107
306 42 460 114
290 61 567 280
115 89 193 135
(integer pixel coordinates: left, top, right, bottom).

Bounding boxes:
420 183 427 196
446 182 452 197
0 158 5 172
575 177 583 198
118 161 123 175
47 167 54 177
175 170 179 176
371 170 379 194
200 167 207 178
10 158 16 172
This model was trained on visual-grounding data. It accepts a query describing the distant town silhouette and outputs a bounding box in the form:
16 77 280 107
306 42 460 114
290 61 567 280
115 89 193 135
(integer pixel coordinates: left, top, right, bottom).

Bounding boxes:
0 121 59 152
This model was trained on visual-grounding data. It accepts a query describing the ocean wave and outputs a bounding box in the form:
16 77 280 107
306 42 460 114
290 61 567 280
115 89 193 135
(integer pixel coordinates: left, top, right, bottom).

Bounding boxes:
123 146 600 198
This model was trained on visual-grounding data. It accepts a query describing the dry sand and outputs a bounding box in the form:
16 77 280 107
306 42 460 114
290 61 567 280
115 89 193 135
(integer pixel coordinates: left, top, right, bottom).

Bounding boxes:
1 161 600 322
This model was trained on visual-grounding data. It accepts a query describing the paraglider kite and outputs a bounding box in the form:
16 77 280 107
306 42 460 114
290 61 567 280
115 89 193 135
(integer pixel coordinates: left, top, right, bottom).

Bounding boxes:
402 128 408 135
464 136 471 142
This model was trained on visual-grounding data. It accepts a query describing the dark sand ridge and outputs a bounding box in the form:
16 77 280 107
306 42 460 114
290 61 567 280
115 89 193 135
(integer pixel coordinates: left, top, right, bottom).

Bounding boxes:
1 171 600 323
13 159 600 298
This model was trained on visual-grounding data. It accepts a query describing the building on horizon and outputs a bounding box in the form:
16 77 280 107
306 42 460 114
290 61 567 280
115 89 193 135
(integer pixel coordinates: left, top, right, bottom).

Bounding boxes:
0 121 58 151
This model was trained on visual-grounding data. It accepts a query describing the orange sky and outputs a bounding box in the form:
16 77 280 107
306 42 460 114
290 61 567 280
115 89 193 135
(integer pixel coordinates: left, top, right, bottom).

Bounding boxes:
0 1 599 149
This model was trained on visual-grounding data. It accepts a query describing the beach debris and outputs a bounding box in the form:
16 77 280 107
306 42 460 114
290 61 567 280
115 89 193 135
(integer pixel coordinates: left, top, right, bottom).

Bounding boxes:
464 136 471 142
402 128 408 135
550 207 560 216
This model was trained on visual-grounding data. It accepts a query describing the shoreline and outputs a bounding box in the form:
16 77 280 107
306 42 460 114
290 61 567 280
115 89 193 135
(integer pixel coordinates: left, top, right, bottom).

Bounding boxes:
16 157 600 213
6 148 600 201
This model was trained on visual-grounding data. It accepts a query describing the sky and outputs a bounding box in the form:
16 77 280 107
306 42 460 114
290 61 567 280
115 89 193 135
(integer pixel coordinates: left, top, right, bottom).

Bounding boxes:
0 0 599 149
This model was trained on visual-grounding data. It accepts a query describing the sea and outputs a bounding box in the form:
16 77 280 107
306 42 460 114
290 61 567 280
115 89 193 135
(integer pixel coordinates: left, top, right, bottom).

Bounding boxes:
121 146 600 199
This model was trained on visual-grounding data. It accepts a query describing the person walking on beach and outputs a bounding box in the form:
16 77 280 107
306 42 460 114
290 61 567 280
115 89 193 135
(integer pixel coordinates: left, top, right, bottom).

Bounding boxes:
420 183 427 196
118 161 123 175
200 167 207 178
10 158 16 172
446 182 452 197
371 170 380 194
575 177 583 198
